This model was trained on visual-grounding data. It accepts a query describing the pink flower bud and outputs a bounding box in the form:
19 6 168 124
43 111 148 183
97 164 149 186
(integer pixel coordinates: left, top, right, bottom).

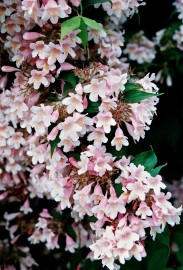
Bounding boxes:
109 185 116 198
69 157 80 168
40 208 52 218
0 75 8 90
27 92 41 107
2 66 20 72
61 80 65 94
0 191 8 200
60 62 75 71
47 126 59 141
83 95 88 109
51 110 59 122
31 164 45 174
23 32 45 40
70 0 80 7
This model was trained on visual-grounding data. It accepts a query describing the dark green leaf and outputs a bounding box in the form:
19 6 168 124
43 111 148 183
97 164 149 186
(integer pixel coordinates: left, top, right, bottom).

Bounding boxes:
60 71 77 88
124 89 161 104
150 163 167 177
145 240 169 270
89 216 98 223
114 183 122 197
61 16 81 40
50 133 60 157
78 19 88 49
51 209 64 221
65 151 80 161
65 225 77 241
82 17 103 30
84 101 100 113
156 226 169 246
82 0 109 9
124 82 142 91
63 81 74 96
133 150 157 172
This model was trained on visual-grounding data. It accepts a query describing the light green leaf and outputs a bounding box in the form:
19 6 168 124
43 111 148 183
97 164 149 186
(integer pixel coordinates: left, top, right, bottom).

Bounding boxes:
61 16 81 40
133 150 157 172
82 16 103 30
124 89 161 104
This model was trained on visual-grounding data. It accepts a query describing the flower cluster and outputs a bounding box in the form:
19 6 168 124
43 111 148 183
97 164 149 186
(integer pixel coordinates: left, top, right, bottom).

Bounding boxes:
0 0 181 269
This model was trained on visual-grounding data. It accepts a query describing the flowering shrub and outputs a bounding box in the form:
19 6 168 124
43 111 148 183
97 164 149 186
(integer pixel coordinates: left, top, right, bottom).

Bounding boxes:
0 0 182 269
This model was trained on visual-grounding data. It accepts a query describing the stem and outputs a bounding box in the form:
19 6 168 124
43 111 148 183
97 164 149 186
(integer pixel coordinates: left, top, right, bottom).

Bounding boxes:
80 2 83 16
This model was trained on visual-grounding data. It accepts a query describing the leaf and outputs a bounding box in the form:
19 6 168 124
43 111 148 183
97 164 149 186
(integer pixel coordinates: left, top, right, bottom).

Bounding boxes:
63 81 74 96
156 226 169 246
50 133 60 157
65 151 80 161
89 216 98 223
133 150 157 172
124 82 142 91
65 224 77 241
84 101 100 113
82 0 109 9
60 71 77 88
82 17 103 31
114 183 123 197
145 240 169 270
150 163 167 177
124 89 161 104
78 19 88 49
61 16 81 40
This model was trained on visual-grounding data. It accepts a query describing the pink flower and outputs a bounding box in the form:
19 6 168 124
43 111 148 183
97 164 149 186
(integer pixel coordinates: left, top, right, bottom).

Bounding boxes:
62 92 84 114
136 201 152 219
87 127 108 147
30 41 49 59
95 111 116 133
42 0 71 24
73 183 93 206
111 126 129 150
28 70 50 89
83 79 107 102
58 116 83 141
126 181 149 202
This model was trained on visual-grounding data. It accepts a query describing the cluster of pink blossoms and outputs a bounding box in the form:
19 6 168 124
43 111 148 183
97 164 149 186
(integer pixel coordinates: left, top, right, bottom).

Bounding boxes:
0 0 182 269
124 31 156 64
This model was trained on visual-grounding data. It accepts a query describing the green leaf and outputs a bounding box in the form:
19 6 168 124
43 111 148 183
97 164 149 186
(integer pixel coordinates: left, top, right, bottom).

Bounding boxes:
114 183 123 197
84 101 100 113
124 82 142 91
150 163 167 177
78 19 88 49
145 240 169 270
133 150 157 172
65 151 80 161
156 226 169 246
82 17 103 30
50 133 60 157
63 81 74 96
89 216 98 223
60 71 77 88
65 224 77 241
124 89 161 104
61 16 81 40
82 0 109 9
